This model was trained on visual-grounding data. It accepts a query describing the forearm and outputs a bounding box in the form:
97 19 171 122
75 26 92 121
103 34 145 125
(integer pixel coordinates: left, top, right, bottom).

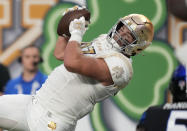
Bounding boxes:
64 41 82 71
64 16 86 71
54 36 69 60
64 41 113 85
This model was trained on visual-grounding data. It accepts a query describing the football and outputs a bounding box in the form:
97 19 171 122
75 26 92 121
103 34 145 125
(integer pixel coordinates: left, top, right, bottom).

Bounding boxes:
57 8 91 37
168 0 187 21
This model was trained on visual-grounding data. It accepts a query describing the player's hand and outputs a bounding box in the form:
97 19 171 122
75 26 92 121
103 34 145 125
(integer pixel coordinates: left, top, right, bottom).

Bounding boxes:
69 16 86 36
62 5 86 16
69 16 86 43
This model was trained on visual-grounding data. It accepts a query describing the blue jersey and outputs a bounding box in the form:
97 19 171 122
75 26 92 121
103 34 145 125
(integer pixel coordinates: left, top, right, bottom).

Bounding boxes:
137 102 187 131
4 71 47 95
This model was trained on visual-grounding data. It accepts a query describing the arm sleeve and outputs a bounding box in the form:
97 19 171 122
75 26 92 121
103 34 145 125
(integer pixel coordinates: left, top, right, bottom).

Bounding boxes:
103 53 133 88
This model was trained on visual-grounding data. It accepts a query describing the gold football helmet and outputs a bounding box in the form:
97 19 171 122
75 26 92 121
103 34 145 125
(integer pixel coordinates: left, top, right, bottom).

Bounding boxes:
107 14 154 56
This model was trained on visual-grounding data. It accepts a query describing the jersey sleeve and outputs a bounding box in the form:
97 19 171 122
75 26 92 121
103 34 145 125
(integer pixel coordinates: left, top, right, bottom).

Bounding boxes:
136 111 147 131
102 52 133 88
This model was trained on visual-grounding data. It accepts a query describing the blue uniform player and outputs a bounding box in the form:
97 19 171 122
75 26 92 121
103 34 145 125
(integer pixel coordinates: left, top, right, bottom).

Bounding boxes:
136 65 187 131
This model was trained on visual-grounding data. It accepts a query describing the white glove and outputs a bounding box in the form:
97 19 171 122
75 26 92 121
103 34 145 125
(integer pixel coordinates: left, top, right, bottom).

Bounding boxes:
69 16 86 43
62 5 86 16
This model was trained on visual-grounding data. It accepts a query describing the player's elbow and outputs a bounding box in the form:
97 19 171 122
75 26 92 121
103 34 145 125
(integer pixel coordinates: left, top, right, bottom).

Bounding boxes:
54 51 64 61
64 60 73 71
64 59 79 72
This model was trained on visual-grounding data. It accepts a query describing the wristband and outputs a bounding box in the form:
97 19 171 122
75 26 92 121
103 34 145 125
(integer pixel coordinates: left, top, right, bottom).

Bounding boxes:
69 31 82 44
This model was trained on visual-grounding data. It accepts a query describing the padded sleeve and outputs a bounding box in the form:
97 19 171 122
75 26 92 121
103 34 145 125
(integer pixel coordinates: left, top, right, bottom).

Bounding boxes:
103 53 133 88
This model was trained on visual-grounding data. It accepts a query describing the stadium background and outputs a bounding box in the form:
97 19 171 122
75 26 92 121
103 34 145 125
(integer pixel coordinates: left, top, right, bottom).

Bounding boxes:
0 0 186 130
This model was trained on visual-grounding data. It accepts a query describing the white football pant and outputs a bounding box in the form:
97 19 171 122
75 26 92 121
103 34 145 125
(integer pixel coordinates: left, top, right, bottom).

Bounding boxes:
0 95 31 131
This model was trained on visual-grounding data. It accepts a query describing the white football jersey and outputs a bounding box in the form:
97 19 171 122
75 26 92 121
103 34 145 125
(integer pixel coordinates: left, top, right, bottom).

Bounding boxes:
36 34 133 125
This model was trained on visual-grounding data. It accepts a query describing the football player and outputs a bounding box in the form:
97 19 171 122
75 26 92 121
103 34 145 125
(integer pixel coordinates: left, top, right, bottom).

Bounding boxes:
136 64 187 131
0 6 154 131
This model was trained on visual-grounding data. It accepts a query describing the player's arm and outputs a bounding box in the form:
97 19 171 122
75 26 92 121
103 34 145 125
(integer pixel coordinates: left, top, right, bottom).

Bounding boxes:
54 7 74 61
64 42 113 86
64 17 113 86
53 36 69 61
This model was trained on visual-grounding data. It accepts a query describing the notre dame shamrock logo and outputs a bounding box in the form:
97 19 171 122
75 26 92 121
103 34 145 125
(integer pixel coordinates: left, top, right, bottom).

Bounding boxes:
48 121 56 131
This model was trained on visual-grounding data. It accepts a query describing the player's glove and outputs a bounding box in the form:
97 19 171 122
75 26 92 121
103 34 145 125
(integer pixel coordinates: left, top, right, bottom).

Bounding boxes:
69 16 86 43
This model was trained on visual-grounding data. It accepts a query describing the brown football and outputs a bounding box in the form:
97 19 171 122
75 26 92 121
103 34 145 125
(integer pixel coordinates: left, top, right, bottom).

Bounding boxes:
168 0 187 21
57 8 91 37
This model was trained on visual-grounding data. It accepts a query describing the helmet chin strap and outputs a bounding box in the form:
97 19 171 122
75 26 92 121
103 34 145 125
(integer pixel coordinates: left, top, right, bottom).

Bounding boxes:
106 35 121 52
107 35 134 57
